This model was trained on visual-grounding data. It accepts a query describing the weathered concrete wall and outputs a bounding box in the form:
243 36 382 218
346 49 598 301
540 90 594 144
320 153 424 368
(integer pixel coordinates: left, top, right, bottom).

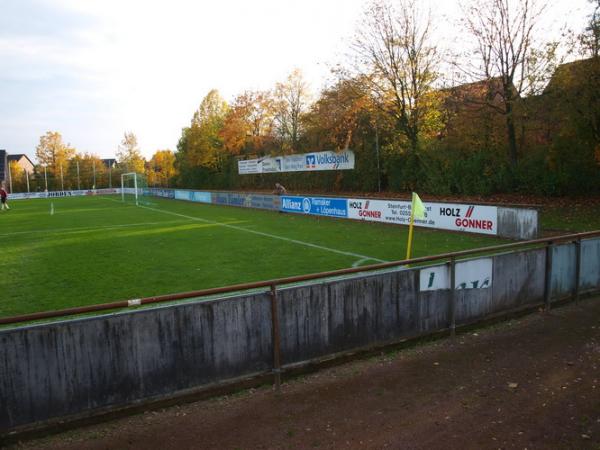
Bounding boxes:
0 294 273 431
551 243 577 299
497 207 539 240
1 242 599 433
278 270 421 365
455 249 545 325
581 238 600 291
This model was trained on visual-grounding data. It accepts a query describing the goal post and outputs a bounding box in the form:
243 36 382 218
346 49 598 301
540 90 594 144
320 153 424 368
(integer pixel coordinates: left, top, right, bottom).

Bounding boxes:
121 172 148 206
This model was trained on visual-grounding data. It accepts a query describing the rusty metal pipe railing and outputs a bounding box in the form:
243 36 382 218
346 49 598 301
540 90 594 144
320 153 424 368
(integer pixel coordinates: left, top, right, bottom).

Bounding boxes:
1 230 599 326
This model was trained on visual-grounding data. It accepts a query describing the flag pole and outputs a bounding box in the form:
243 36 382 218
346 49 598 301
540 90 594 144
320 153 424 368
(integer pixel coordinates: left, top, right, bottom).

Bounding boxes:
406 193 416 261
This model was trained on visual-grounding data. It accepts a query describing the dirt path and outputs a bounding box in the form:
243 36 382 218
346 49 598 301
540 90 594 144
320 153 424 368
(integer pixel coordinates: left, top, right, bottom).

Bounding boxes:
10 297 600 450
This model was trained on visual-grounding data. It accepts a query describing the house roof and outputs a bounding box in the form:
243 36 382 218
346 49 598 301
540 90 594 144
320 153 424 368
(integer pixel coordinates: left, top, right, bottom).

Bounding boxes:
102 158 117 167
543 58 598 95
7 154 34 166
443 77 517 105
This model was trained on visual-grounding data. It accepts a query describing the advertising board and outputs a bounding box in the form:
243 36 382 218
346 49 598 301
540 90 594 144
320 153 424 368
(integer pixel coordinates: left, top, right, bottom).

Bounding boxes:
174 190 192 201
238 150 355 174
238 159 260 174
90 188 119 195
191 191 212 203
148 188 175 199
248 194 279 210
281 196 348 218
174 190 212 203
419 258 493 291
347 198 497 235
9 192 47 200
214 193 229 205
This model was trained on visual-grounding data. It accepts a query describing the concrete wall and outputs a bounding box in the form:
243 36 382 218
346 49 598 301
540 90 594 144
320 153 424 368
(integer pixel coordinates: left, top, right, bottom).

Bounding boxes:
498 207 539 240
581 238 600 291
1 238 598 433
0 294 273 431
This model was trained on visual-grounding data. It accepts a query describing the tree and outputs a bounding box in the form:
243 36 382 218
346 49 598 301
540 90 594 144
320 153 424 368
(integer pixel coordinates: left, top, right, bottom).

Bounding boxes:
186 90 229 169
273 69 311 152
117 132 145 173
35 131 76 177
350 0 441 155
147 150 177 187
221 90 276 155
303 78 391 192
561 0 600 165
580 0 600 57
461 0 558 166
304 78 372 150
7 161 28 192
175 90 229 188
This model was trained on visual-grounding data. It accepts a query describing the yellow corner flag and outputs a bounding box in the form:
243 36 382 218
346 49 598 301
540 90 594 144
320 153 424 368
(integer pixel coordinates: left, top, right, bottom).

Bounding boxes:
412 192 426 220
406 192 426 261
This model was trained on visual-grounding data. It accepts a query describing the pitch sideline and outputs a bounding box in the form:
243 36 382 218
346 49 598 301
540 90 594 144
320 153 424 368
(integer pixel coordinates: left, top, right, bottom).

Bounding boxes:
133 202 388 264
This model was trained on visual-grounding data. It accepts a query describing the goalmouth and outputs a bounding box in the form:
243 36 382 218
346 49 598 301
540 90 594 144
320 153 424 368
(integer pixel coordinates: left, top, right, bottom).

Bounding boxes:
121 172 147 206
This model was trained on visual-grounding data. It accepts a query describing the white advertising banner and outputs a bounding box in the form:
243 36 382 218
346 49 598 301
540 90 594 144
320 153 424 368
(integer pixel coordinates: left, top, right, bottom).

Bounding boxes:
10 189 120 200
420 265 450 291
419 258 493 291
238 150 355 174
9 192 47 200
347 198 498 235
238 159 261 174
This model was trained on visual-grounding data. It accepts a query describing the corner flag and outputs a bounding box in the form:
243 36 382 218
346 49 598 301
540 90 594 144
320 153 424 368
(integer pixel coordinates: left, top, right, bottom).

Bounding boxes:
412 192 426 220
405 192 426 261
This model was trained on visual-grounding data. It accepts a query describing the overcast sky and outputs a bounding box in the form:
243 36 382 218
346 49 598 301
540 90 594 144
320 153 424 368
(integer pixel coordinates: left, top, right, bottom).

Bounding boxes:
0 0 592 161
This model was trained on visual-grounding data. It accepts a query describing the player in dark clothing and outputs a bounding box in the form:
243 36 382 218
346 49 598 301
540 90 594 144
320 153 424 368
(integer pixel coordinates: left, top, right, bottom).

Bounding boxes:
0 184 9 211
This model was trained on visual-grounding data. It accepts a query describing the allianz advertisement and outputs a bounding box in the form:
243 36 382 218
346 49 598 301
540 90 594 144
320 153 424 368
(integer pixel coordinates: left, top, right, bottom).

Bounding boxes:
347 198 498 235
281 196 348 218
238 150 355 174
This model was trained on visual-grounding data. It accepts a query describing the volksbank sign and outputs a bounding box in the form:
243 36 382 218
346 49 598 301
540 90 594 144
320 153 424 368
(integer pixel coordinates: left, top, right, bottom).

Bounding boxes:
305 152 351 169
238 150 355 174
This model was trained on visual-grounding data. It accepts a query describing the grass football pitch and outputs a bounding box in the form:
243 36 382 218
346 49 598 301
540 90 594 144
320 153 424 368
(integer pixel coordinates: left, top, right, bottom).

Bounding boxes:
0 195 507 318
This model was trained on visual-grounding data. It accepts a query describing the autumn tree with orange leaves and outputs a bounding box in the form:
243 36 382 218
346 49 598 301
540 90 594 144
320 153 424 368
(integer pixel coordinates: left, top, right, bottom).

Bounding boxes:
221 90 276 156
147 150 177 187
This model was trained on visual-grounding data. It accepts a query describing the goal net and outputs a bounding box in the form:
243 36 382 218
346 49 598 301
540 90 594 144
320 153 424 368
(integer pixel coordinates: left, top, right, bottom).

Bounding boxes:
121 172 150 206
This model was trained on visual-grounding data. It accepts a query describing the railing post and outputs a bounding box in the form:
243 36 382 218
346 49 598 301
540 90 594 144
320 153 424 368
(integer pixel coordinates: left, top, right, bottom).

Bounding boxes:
574 238 581 304
269 284 282 391
449 257 456 337
544 241 554 311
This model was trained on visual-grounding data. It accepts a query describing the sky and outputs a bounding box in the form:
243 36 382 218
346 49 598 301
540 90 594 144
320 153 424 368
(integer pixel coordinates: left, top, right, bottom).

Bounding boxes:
0 0 593 162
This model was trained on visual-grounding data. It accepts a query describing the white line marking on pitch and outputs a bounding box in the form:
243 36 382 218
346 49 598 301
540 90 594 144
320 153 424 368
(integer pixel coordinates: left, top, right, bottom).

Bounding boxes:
352 258 379 267
137 204 387 263
0 220 189 238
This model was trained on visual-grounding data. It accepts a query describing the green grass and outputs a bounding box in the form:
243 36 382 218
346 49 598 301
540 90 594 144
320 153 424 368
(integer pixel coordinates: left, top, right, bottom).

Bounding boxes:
0 195 507 318
541 202 600 233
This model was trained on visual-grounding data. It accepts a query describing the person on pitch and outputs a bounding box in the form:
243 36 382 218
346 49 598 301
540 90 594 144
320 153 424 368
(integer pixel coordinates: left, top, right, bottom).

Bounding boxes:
273 183 287 196
0 182 9 211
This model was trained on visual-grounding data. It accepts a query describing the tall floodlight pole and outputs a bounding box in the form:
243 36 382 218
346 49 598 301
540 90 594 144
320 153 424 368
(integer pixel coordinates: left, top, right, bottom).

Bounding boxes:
8 163 13 193
44 165 48 191
60 164 64 191
25 169 30 192
92 162 96 189
109 165 112 188
76 161 81 190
